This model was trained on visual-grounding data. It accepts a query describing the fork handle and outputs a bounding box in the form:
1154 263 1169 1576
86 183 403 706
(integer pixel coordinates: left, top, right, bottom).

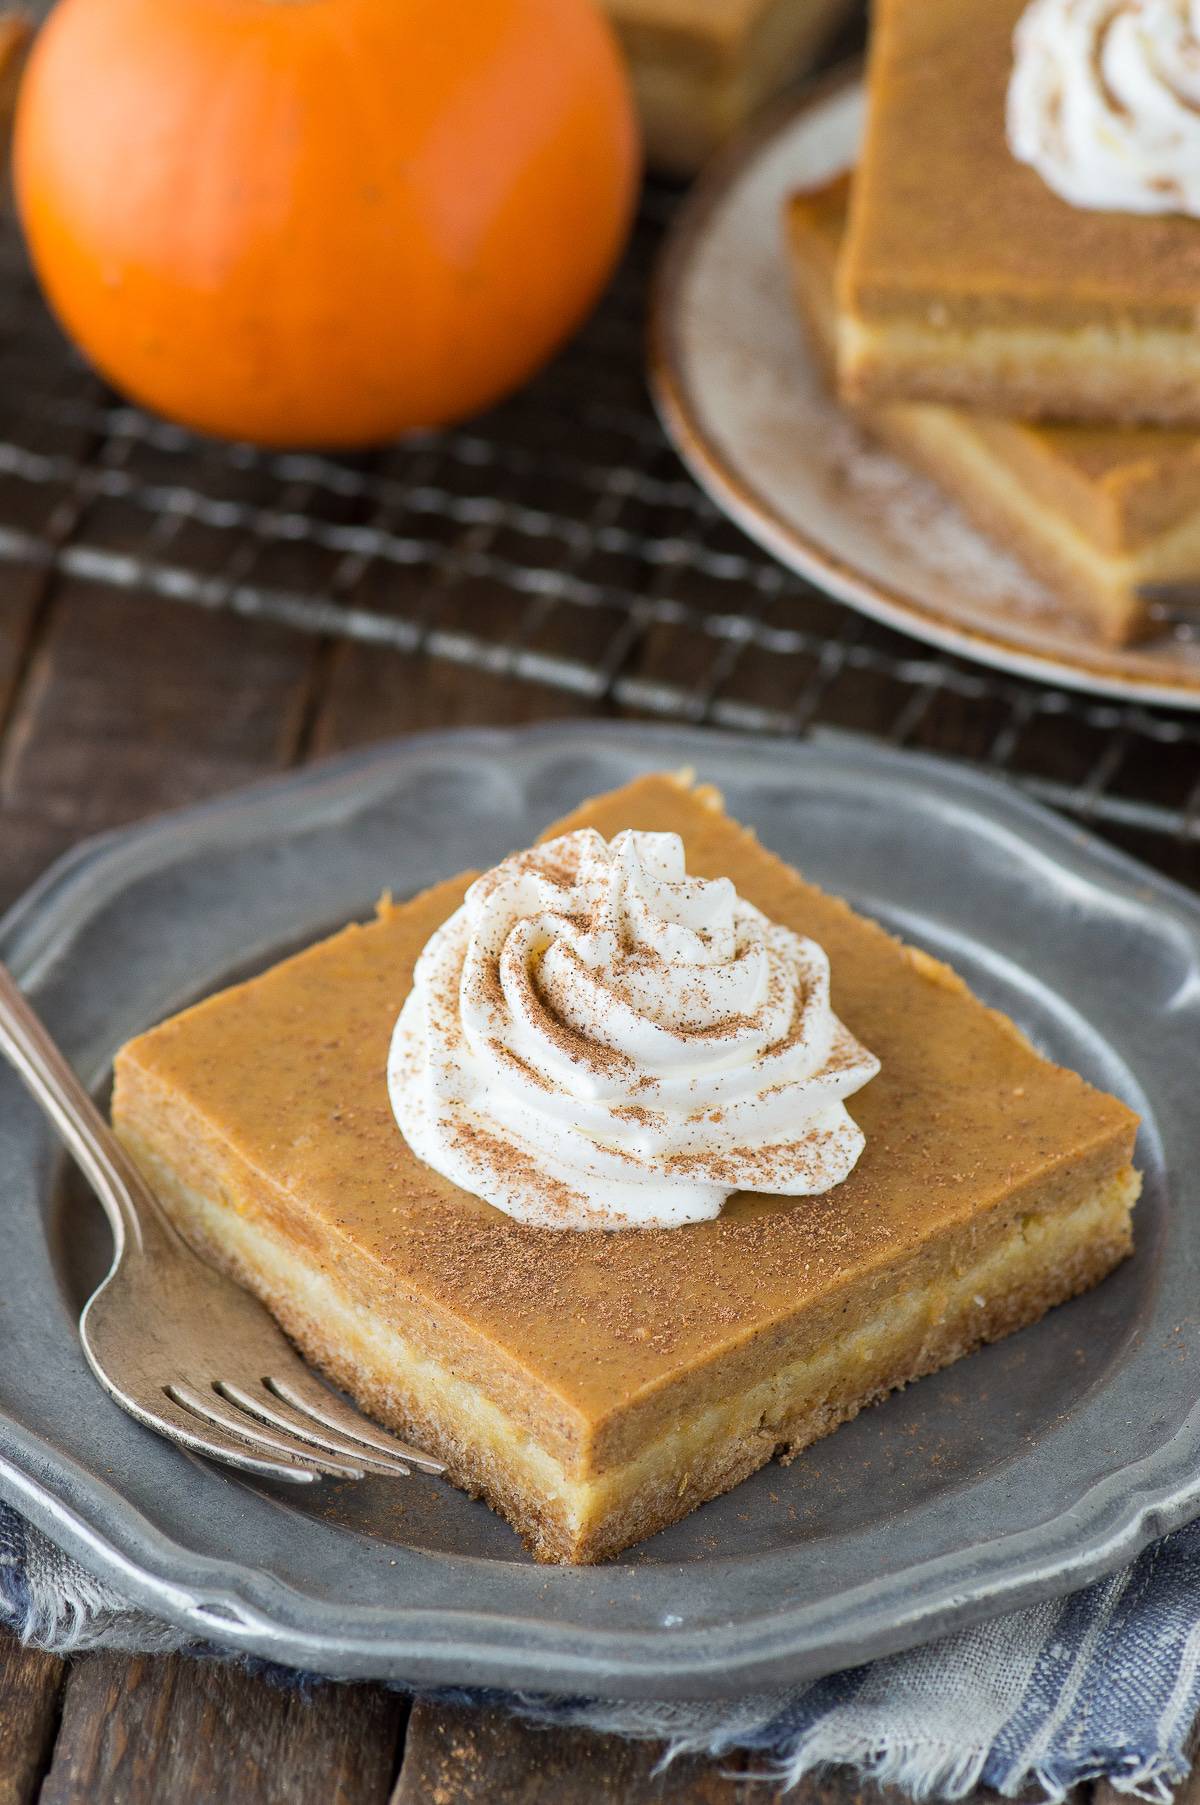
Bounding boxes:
0 962 160 1259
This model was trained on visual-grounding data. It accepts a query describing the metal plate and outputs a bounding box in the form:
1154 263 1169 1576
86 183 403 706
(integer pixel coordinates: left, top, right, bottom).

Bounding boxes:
650 71 1200 710
0 721 1194 1698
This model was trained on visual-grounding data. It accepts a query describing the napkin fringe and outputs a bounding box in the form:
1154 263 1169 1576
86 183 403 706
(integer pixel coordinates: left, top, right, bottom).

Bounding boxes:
4 1500 1200 1801
0 1505 191 1655
770 1728 988 1800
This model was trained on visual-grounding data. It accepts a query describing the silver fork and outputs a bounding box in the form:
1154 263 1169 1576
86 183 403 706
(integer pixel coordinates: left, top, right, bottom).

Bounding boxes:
0 963 444 1485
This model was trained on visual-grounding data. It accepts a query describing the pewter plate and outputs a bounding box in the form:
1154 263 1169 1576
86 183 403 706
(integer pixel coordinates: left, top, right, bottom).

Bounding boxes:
650 72 1200 709
0 722 1193 1698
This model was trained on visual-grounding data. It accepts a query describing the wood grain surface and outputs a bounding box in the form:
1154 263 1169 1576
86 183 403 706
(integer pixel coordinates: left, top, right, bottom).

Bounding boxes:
39 1656 402 1805
393 1700 767 1803
0 1635 61 1805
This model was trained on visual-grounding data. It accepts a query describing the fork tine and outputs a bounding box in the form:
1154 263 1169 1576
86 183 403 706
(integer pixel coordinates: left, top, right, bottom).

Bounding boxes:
265 1372 446 1474
167 1383 367 1480
216 1380 412 1477
139 1392 323 1485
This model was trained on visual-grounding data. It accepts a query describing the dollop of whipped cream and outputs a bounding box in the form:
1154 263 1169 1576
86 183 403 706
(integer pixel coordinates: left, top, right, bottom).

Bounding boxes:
388 828 879 1230
1007 0 1200 216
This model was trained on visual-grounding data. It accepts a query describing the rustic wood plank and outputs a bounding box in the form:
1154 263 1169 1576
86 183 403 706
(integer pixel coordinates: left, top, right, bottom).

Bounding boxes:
1094 1780 1147 1805
392 1698 768 1803
783 1776 1018 1805
391 1705 1032 1805
312 638 601 755
0 562 49 741
0 1627 64 1805
0 579 322 910
2 579 317 824
40 1652 403 1805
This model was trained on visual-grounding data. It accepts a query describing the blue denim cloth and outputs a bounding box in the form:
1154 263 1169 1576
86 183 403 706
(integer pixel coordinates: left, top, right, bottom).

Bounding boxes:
3 1498 1198 1799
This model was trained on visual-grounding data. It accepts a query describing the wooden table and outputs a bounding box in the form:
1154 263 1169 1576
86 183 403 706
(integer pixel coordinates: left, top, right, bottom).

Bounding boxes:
0 135 1198 1805
1 585 1193 1803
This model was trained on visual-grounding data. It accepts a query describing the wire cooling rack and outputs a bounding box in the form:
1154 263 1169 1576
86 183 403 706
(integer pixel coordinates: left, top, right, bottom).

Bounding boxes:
0 181 1197 881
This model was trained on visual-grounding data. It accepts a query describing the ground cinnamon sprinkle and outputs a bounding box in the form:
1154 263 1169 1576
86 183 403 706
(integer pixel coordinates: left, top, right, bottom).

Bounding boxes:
527 964 633 1079
469 950 505 1019
686 1011 757 1042
488 1039 552 1091
448 1121 585 1223
662 1128 842 1188
508 841 583 890
391 1176 885 1357
402 822 878 1229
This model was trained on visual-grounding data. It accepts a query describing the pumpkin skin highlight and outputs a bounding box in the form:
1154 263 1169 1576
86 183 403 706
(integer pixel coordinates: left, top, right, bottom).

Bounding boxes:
14 0 640 447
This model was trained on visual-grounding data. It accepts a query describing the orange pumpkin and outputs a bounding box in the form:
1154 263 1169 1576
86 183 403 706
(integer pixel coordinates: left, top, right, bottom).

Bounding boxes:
14 0 639 447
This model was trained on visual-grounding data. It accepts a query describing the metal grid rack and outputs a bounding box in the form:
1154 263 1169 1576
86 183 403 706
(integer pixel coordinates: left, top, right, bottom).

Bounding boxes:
0 182 1197 880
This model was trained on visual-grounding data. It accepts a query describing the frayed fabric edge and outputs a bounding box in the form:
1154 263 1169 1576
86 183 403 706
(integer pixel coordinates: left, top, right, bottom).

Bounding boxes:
1014 1751 1192 1805
690 1736 1191 1804
510 1698 1196 1805
509 1696 995 1800
6 1569 194 1657
762 1730 989 1801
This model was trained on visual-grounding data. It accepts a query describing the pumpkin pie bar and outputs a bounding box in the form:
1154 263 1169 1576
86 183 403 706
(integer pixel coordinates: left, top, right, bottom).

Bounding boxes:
602 0 854 173
790 173 1200 645
838 0 1200 425
111 775 1139 1563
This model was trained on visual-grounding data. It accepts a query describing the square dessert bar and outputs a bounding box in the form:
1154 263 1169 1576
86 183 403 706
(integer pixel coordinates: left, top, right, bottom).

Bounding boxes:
603 0 854 172
790 174 1200 646
112 776 1139 1563
838 0 1200 425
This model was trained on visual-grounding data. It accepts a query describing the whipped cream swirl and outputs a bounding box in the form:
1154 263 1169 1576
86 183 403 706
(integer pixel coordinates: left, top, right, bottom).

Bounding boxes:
388 828 879 1230
1008 0 1200 216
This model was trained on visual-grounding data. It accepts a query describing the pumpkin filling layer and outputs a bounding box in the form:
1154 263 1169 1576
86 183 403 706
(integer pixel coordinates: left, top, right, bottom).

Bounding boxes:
111 774 1140 1563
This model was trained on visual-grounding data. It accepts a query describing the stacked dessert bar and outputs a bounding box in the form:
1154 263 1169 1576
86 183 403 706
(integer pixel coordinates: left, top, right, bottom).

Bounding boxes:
786 0 1200 646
